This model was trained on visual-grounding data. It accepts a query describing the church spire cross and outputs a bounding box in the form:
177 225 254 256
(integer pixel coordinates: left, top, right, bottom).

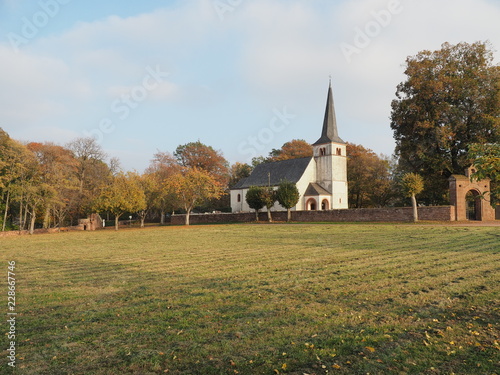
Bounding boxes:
313 81 344 145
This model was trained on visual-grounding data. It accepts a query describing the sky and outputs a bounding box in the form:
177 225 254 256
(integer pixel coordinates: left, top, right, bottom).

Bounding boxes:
0 0 499 172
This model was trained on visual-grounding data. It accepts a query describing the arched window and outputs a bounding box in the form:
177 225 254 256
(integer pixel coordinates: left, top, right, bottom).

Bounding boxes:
336 148 342 155
237 194 241 203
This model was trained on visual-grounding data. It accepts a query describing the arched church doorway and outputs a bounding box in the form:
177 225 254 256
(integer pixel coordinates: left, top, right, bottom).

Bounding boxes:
466 190 481 221
306 198 317 211
321 199 329 210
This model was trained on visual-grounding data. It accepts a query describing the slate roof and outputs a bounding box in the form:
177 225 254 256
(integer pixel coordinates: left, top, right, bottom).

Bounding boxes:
232 157 313 190
304 182 331 196
313 83 345 145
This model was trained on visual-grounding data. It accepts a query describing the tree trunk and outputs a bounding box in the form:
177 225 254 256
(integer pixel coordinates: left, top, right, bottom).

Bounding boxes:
160 210 165 225
185 210 190 226
43 206 51 229
2 190 10 232
267 207 272 223
23 202 29 231
140 217 145 228
411 194 418 222
255 209 259 222
114 215 120 231
19 200 24 232
287 208 291 222
29 206 36 235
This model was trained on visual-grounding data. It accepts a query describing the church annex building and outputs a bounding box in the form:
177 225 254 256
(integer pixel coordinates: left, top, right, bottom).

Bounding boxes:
230 83 348 213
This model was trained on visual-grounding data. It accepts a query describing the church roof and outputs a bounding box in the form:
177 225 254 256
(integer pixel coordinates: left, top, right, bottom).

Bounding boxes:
313 82 345 145
304 183 331 196
231 157 313 190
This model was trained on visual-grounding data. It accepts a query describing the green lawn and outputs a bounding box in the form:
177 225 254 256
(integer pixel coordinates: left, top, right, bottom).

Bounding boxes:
2 224 499 374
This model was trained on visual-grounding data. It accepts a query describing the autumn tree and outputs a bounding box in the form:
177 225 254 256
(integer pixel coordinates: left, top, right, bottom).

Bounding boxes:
166 168 224 225
27 142 79 229
93 172 147 230
174 141 230 186
269 139 313 161
469 143 500 205
229 162 252 188
0 129 35 231
391 41 500 204
137 173 157 228
67 137 107 193
276 180 299 222
67 137 110 220
401 173 424 222
346 143 395 208
145 151 182 223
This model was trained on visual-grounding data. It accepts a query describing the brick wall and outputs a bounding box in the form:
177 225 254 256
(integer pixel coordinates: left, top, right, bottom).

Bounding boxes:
170 206 455 225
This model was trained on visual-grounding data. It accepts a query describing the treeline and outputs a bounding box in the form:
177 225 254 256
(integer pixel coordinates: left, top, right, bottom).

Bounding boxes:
0 129 398 231
0 132 237 231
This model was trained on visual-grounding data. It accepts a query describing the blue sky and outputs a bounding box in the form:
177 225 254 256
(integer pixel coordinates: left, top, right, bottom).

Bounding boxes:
1 0 499 172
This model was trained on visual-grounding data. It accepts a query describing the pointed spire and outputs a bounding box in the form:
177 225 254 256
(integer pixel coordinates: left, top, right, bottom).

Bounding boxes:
313 81 344 145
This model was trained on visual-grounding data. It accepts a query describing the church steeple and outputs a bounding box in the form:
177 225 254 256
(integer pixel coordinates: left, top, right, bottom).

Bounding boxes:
313 81 344 145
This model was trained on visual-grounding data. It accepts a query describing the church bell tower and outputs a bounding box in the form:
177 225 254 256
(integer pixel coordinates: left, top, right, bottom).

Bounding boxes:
312 81 348 209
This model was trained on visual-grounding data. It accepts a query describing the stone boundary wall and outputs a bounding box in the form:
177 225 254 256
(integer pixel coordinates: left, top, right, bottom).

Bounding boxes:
171 206 456 225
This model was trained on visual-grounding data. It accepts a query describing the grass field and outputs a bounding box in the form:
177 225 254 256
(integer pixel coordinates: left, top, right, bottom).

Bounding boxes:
2 224 499 375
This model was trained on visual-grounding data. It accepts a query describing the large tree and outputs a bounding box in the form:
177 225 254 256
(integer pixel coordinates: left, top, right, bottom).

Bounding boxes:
67 137 110 221
27 142 79 229
346 143 395 208
391 41 500 204
269 139 313 161
0 129 35 231
469 143 500 205
174 141 230 186
93 172 147 230
229 162 252 188
166 168 224 225
145 151 182 223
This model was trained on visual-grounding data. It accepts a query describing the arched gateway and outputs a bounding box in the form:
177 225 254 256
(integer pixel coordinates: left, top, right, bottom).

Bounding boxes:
449 167 495 221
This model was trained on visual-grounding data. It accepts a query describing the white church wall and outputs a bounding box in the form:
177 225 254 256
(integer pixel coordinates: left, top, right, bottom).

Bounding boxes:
331 181 348 209
295 159 317 210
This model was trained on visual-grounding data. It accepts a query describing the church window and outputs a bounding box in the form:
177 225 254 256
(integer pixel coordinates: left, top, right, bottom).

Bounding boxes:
336 148 342 155
320 148 326 156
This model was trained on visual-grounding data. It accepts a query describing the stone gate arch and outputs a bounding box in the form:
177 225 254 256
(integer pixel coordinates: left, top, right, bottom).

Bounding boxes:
449 167 495 221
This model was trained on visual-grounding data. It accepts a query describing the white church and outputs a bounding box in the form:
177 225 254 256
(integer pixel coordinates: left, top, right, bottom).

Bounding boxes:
230 83 348 212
